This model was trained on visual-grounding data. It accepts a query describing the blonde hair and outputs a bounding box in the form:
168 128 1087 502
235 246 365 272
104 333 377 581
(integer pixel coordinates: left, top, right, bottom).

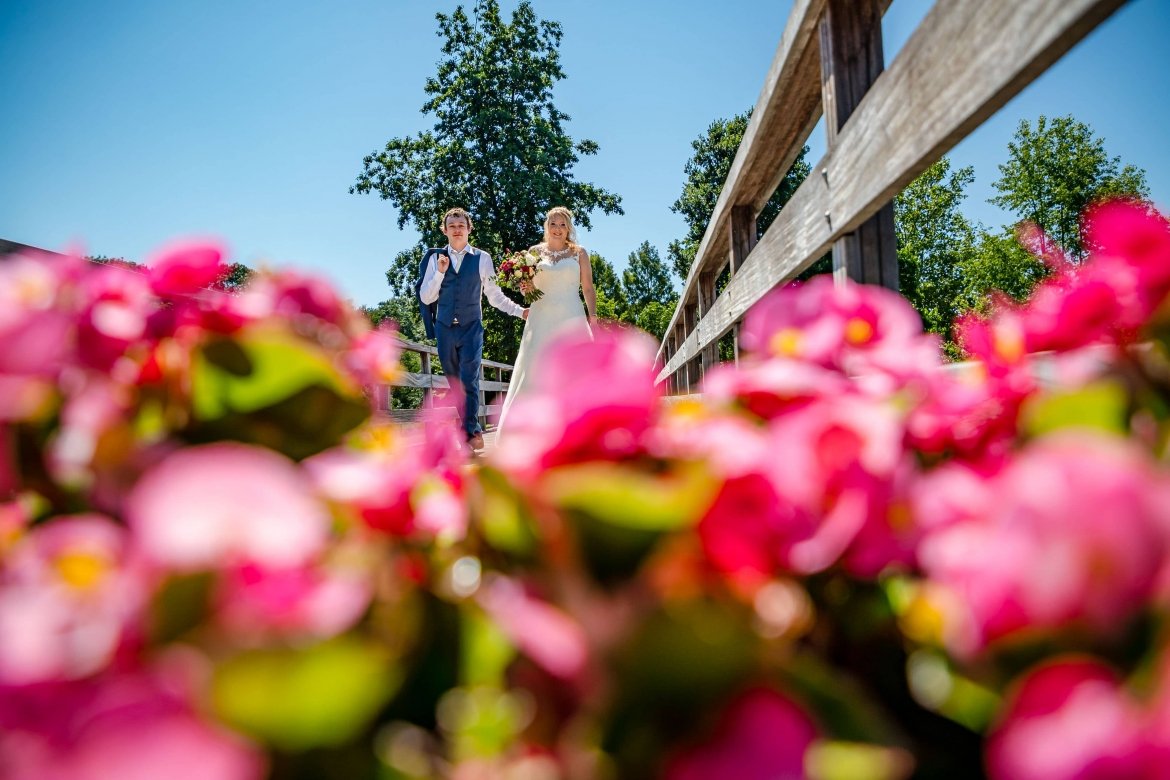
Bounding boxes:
442 207 473 231
542 206 579 250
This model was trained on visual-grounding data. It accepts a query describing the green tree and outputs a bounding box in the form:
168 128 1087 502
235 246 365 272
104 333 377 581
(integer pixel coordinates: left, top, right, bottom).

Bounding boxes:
622 241 675 310
958 229 1048 314
213 262 254 293
362 298 431 410
990 115 1150 258
668 110 813 282
633 300 676 342
894 157 978 340
590 252 627 321
351 0 622 363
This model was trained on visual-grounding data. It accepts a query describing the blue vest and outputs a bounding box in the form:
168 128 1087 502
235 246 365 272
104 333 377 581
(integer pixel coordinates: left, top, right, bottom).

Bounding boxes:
435 249 483 327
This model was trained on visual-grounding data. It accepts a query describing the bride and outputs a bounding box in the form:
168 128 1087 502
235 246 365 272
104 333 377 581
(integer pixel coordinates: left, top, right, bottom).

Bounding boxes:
496 206 596 432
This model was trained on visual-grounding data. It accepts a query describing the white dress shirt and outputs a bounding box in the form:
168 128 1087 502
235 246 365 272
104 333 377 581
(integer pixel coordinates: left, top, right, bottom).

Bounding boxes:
418 245 525 319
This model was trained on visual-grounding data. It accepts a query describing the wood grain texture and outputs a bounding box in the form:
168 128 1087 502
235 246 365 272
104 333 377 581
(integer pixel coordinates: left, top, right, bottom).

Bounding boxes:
657 0 1126 383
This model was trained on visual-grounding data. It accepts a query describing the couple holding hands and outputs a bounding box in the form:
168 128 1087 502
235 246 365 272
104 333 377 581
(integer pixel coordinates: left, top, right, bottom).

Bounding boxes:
416 206 596 451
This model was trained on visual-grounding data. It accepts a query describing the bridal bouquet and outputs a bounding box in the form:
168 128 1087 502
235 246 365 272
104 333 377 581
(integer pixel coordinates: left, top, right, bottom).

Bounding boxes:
497 248 543 304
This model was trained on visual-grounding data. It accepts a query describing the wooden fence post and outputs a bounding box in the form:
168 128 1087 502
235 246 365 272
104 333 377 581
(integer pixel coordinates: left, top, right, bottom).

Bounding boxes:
819 0 898 290
729 205 759 364
697 271 718 376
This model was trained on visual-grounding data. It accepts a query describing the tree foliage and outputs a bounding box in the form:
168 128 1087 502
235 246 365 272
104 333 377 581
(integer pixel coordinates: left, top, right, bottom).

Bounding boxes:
352 0 622 362
590 252 627 321
623 241 675 311
895 158 978 340
668 110 812 282
991 114 1150 258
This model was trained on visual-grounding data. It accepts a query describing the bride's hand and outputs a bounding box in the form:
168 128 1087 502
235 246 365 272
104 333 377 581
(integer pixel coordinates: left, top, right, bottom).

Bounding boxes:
519 280 534 295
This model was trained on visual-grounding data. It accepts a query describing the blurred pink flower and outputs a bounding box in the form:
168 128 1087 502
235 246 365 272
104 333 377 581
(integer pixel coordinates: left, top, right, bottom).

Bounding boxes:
344 325 403 388
903 364 1020 460
701 358 849 421
919 435 1169 655
492 327 661 475
987 658 1148 780
306 431 466 540
477 575 588 680
214 562 372 640
147 241 227 297
0 661 265 780
740 276 933 379
76 265 155 372
0 515 144 684
1082 199 1170 326
126 443 330 571
697 395 910 581
0 253 76 378
664 687 817 780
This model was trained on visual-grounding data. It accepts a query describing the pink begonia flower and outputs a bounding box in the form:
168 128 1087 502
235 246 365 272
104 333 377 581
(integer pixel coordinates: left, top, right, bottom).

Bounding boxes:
0 515 145 684
697 395 910 581
902 362 1021 460
0 661 265 780
75 264 155 372
214 561 372 640
739 276 933 379
46 376 131 487
306 429 467 540
261 269 359 331
1082 199 1170 327
492 327 661 476
0 253 76 378
919 435 1170 656
477 575 588 680
344 324 403 388
664 687 818 780
126 443 330 571
986 658 1149 780
147 240 227 297
701 358 849 421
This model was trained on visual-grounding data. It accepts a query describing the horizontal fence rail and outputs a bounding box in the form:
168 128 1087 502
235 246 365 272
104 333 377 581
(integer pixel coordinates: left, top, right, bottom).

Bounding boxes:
657 0 1126 388
378 336 513 426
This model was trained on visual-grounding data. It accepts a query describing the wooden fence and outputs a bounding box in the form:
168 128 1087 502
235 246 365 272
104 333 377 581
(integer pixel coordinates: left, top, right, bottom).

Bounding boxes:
378 336 513 426
657 0 1127 390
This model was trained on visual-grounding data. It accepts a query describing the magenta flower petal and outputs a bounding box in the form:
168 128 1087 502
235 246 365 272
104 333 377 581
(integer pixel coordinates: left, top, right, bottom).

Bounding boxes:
147 240 227 296
987 659 1148 780
665 687 818 780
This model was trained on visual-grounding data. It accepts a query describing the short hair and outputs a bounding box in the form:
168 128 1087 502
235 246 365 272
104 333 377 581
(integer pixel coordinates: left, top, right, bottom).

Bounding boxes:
442 207 473 231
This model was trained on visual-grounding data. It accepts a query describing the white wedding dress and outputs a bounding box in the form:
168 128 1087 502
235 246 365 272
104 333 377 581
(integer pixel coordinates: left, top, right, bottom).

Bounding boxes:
496 245 592 433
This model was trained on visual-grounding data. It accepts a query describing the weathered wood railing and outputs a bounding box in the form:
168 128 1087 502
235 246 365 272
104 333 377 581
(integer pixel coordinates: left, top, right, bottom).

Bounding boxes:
377 336 512 426
657 0 1126 390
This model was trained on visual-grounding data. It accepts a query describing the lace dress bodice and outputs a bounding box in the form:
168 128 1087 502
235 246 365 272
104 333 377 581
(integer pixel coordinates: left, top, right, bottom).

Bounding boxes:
496 244 592 433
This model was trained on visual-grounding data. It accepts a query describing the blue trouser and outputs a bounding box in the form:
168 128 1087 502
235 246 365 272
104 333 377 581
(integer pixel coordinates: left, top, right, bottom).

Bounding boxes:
435 318 483 438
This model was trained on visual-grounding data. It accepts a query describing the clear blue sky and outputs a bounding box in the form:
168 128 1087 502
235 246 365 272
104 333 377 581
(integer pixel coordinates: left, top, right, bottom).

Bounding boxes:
2 0 1167 309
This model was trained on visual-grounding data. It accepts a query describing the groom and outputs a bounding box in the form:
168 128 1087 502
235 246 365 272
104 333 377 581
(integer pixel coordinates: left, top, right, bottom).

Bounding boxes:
417 207 528 452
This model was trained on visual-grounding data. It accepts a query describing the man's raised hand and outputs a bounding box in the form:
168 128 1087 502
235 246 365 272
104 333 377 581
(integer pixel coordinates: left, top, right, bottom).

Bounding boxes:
436 254 450 273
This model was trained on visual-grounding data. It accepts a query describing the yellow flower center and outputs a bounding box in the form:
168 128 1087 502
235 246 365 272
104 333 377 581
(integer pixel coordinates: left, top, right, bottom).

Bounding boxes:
54 551 110 590
887 502 913 532
844 317 874 345
994 324 1025 364
769 328 803 358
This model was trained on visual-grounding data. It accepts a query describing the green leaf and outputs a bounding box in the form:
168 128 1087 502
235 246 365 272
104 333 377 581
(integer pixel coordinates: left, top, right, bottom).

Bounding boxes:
1021 379 1128 438
540 462 717 531
460 607 516 688
212 637 400 751
189 326 369 459
806 741 915 780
